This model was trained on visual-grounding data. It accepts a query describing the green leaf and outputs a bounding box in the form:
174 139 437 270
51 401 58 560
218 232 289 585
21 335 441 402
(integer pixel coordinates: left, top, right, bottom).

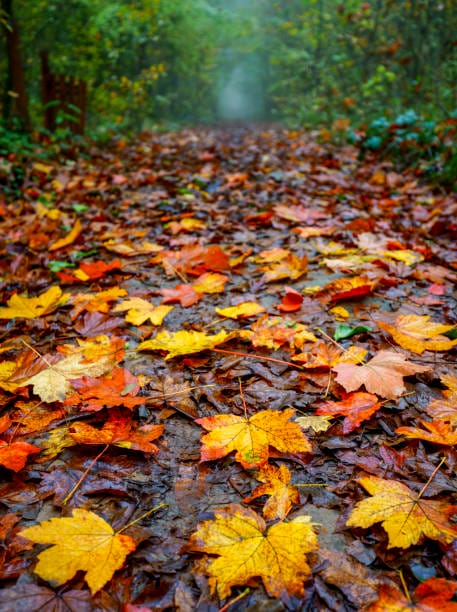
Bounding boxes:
334 324 371 341
48 261 76 273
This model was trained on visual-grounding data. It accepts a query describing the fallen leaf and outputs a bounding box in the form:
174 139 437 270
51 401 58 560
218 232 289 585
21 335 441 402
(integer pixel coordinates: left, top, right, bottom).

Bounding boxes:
49 219 82 251
160 284 201 307
190 504 318 600
333 350 431 399
316 392 382 434
366 579 457 612
277 287 304 312
378 314 457 354
0 584 93 612
0 286 69 319
0 439 40 472
197 408 311 469
296 415 334 432
137 329 231 360
113 297 173 325
293 342 366 368
215 301 266 319
64 368 144 412
70 287 128 320
346 476 457 548
243 464 300 520
21 508 136 594
191 272 228 294
260 253 308 283
396 420 457 446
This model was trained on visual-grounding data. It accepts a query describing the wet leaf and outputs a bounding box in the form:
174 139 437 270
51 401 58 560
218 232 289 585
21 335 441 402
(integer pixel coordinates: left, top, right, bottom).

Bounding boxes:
378 314 457 354
137 329 231 360
113 297 173 325
243 464 300 520
366 579 457 612
0 287 69 319
396 420 457 446
316 392 382 434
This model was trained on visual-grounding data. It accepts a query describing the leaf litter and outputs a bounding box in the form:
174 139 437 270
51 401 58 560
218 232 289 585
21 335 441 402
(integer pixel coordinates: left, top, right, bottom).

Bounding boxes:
0 127 456 610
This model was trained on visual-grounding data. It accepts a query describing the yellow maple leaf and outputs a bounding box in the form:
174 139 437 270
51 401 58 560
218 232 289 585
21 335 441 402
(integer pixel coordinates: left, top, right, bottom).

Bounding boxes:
378 315 457 354
137 329 231 360
113 297 173 325
192 272 228 294
243 464 300 520
49 219 82 251
21 509 136 594
260 253 308 283
215 301 266 319
296 415 334 432
197 408 311 469
190 504 318 600
346 476 457 549
0 360 18 391
70 287 127 319
0 286 69 319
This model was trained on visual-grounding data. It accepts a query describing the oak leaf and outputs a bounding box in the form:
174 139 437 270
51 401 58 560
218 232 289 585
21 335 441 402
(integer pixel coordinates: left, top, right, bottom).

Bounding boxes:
333 350 431 399
243 464 299 520
64 368 144 412
215 301 266 319
346 476 457 548
190 504 318 601
378 314 457 354
21 508 136 594
197 408 311 469
366 579 457 612
316 392 382 434
396 420 457 446
113 297 173 325
0 286 69 319
137 329 231 360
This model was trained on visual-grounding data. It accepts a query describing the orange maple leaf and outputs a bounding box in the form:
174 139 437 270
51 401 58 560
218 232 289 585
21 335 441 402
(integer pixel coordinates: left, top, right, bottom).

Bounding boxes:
21 508 136 594
396 420 457 446
197 408 311 469
190 504 318 601
64 367 144 412
160 284 201 307
366 579 457 612
332 350 431 399
0 415 41 471
154 244 230 276
425 374 457 424
68 414 164 453
243 463 300 520
293 341 366 368
316 276 376 303
378 314 457 354
316 392 382 434
346 476 457 548
57 260 122 283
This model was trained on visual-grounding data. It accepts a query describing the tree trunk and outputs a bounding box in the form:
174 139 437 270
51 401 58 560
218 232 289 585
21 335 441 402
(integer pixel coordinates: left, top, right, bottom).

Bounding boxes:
2 0 31 130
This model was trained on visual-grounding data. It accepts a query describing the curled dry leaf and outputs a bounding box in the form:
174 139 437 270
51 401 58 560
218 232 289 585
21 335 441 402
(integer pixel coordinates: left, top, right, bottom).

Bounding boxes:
21 509 136 594
333 350 431 400
347 476 457 548
190 504 318 601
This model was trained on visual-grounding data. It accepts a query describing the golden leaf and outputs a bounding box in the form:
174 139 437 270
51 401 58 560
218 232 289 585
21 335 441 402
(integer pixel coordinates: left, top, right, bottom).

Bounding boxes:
347 476 457 548
296 415 334 433
190 504 318 600
113 297 173 326
137 329 231 360
21 509 136 594
197 408 311 469
0 287 69 319
378 315 457 354
243 464 300 520
49 219 82 251
215 301 266 319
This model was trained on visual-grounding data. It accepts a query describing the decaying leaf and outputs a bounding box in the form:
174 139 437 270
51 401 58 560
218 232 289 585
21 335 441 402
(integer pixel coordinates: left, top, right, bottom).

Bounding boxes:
21 508 136 594
366 579 457 612
190 504 318 600
347 476 457 548
197 408 311 469
378 314 457 354
243 463 300 520
333 350 431 399
0 286 69 319
137 329 232 360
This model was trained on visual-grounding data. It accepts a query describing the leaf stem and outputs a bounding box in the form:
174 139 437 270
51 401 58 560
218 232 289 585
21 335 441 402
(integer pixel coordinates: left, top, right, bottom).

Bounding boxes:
117 502 168 533
218 588 250 612
417 455 446 500
62 444 109 505
211 348 303 370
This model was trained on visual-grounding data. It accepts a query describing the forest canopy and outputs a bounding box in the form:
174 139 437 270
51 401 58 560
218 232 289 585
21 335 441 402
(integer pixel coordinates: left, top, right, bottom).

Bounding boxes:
1 0 456 132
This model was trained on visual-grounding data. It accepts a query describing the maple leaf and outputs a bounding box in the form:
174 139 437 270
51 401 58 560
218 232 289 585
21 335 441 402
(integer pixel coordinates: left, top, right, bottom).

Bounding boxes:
21 508 136 594
0 360 18 391
239 315 317 350
70 287 127 320
49 218 82 251
64 367 144 412
346 476 457 548
316 392 382 434
0 415 40 471
137 329 231 360
113 297 173 325
378 314 457 354
366 579 457 612
243 464 300 520
215 301 266 319
0 585 93 611
57 260 122 283
0 286 69 319
22 339 121 402
396 420 457 446
154 244 230 276
296 415 334 432
197 408 311 469
332 350 431 400
160 284 201 307
277 287 304 312
316 276 376 303
190 504 318 601
68 413 164 453
293 341 366 368
260 253 308 283
191 272 228 294
425 374 457 424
